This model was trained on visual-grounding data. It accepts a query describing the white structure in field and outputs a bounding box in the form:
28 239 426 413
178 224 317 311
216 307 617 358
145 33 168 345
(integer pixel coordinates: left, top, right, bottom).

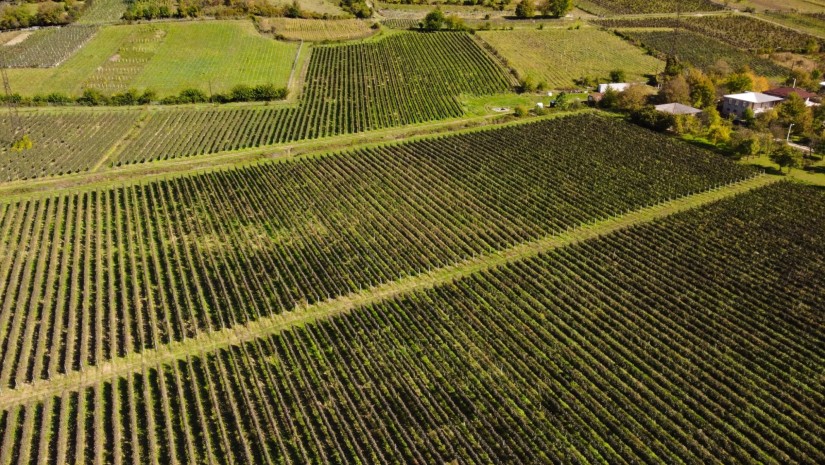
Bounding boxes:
721 92 783 118
597 83 629 93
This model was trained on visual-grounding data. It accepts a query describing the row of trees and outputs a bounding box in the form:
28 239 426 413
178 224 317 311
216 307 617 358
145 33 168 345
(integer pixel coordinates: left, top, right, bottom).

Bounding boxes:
123 0 365 21
0 83 287 107
514 0 572 18
0 0 82 30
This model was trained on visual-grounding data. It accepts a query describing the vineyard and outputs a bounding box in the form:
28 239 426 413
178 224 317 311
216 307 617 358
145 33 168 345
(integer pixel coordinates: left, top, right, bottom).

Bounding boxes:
0 178 821 463
618 29 789 78
76 0 131 24
83 25 167 94
595 15 825 53
477 28 662 89
115 32 514 164
577 0 722 15
0 115 757 391
0 110 141 181
258 18 376 41
0 26 98 68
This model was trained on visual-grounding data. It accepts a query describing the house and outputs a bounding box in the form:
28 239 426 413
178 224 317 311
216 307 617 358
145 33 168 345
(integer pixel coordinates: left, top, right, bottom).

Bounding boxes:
721 92 783 118
597 83 630 94
764 87 820 107
654 103 702 116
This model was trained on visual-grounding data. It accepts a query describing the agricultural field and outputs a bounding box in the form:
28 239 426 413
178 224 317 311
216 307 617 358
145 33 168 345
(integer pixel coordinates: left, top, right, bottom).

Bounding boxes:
0 110 141 181
0 115 756 389
4 21 298 98
75 0 131 24
618 29 789 78
576 0 723 15
0 175 821 463
594 15 825 52
115 32 514 164
478 27 662 89
257 18 376 41
0 26 98 68
267 0 347 17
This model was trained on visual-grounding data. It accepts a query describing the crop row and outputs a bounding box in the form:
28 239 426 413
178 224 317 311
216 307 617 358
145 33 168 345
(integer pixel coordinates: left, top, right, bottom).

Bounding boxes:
258 18 375 41
114 32 514 164
0 110 142 182
83 25 166 93
1 181 822 464
596 15 824 53
0 115 756 388
0 26 98 68
579 0 722 15
617 29 789 78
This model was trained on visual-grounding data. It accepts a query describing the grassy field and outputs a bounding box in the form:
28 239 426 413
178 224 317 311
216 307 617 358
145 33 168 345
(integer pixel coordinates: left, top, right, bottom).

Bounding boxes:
258 18 377 41
6 20 298 98
478 27 662 89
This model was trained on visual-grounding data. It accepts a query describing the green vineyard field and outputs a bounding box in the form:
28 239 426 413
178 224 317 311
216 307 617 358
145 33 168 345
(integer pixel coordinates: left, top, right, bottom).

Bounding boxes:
114 32 514 164
578 0 722 15
0 180 821 464
0 26 98 68
0 115 755 389
618 29 789 78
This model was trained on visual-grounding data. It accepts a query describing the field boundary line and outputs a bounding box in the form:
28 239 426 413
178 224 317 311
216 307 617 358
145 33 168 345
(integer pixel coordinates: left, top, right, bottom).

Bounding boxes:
0 174 779 409
90 108 153 172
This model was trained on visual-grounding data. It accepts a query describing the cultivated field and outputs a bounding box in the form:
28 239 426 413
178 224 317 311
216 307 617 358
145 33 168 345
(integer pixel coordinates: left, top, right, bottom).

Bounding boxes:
0 26 98 68
0 169 820 463
0 110 141 181
618 29 789 78
0 115 756 390
115 32 513 164
478 27 662 88
577 0 722 15
5 21 298 98
258 18 376 41
595 15 825 52
75 0 130 24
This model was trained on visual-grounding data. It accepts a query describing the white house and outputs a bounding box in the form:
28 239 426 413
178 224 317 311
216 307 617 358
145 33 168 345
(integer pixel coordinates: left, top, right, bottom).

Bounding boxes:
597 83 630 94
722 92 783 118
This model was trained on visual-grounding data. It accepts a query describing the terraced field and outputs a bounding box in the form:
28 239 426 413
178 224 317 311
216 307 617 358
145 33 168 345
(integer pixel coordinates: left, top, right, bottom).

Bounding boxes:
0 163 820 464
618 29 789 78
478 27 662 88
0 115 756 390
114 32 514 164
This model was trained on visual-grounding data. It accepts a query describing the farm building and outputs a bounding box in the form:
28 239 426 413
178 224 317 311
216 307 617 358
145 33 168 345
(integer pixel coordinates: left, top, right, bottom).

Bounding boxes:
721 92 783 118
764 87 820 106
654 103 702 116
597 83 630 93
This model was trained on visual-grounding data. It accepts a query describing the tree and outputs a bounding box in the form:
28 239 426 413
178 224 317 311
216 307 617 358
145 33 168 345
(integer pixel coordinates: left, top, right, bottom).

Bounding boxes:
514 105 529 117
423 8 445 30
686 69 716 109
777 93 813 136
616 84 649 113
731 129 762 159
599 87 619 110
609 69 626 83
725 72 754 93
770 143 803 172
664 55 684 77
540 0 572 17
702 107 731 144
515 0 534 18
660 74 690 104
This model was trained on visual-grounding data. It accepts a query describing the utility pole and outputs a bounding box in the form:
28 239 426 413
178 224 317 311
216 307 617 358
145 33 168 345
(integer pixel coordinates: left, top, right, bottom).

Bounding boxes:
787 123 795 142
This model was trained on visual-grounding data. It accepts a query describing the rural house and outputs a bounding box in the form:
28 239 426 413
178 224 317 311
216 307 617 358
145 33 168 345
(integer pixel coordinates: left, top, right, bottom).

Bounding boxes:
597 83 630 93
721 92 783 118
654 103 702 116
764 87 820 106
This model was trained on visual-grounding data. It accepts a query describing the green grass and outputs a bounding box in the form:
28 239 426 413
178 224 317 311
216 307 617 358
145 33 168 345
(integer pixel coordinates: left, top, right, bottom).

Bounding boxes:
478 27 662 89
6 20 298 98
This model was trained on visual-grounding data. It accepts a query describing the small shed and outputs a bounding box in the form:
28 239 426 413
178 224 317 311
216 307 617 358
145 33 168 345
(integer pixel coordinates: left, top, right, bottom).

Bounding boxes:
654 103 702 116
